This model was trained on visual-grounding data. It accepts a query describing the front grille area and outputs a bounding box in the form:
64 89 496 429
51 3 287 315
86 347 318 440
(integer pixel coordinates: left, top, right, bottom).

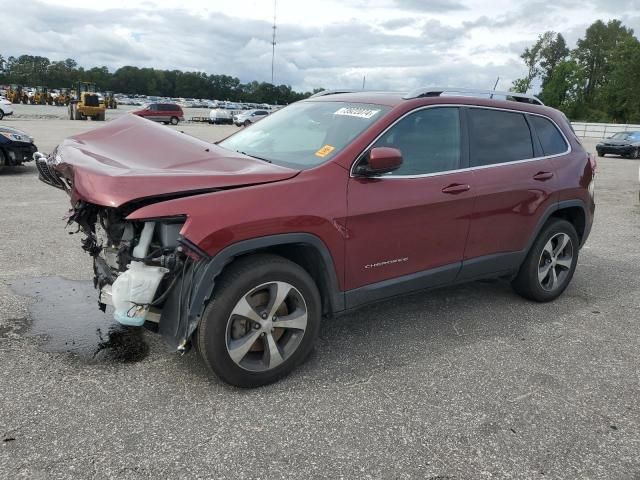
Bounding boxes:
36 156 66 190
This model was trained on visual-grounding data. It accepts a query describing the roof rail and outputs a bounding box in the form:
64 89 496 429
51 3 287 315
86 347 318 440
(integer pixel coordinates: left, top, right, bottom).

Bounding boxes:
403 87 544 106
309 89 358 98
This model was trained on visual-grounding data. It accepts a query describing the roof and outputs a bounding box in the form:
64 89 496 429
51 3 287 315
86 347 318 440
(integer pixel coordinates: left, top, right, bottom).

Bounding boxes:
303 88 553 116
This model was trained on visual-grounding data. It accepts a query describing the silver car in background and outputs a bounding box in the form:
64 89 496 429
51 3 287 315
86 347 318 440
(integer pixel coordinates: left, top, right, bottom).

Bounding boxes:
234 109 270 127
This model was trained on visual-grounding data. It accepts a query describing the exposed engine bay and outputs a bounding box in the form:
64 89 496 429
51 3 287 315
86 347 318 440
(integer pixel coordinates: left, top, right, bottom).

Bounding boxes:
68 201 188 328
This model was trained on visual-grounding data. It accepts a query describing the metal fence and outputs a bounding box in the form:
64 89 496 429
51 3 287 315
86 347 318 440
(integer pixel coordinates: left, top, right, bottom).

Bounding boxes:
571 122 640 139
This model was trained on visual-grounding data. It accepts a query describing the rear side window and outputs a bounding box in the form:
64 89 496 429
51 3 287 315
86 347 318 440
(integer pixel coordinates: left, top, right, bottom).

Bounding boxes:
530 116 568 155
468 108 534 166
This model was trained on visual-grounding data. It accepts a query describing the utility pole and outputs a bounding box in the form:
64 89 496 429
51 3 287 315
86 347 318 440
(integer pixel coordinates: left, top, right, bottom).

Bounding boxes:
490 77 499 98
362 75 366 89
271 0 277 85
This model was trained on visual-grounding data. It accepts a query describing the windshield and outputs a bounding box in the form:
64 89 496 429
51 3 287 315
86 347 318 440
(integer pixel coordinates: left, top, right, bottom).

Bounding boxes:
219 101 390 168
612 132 631 139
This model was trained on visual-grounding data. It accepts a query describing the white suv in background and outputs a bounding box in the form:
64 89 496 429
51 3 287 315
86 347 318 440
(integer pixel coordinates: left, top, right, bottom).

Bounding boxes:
0 97 14 120
234 109 270 127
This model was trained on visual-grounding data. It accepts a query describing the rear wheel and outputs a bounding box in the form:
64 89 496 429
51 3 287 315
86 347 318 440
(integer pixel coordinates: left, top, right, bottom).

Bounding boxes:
197 254 321 388
633 148 640 159
0 110 4 120
512 218 579 302
243 120 251 127
170 116 179 125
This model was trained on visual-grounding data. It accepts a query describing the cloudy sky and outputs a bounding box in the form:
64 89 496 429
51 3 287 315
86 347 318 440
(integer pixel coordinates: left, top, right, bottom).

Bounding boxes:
1 0 639 92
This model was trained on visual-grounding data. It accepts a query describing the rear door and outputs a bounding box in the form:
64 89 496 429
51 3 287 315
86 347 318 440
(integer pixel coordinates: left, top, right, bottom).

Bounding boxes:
458 107 560 280
345 106 474 298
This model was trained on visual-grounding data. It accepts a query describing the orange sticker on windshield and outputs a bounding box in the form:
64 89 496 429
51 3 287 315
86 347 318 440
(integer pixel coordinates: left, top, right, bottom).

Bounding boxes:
315 145 336 158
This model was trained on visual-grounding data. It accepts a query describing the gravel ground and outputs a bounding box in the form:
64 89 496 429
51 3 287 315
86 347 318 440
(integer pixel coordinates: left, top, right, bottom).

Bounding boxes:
0 108 639 479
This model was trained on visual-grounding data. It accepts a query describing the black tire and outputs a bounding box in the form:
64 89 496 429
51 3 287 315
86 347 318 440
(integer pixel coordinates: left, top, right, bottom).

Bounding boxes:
512 218 579 302
196 254 321 388
243 120 251 127
596 150 603 157
0 110 4 120
69 105 74 120
170 116 179 125
0 149 6 170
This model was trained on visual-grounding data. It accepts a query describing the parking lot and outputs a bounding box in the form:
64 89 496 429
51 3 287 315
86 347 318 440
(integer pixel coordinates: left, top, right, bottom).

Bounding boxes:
1 105 639 479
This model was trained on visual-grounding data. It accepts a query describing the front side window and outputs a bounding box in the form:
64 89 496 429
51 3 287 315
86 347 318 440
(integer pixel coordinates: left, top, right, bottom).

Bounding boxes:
530 115 568 156
219 101 389 169
370 107 461 175
468 108 534 166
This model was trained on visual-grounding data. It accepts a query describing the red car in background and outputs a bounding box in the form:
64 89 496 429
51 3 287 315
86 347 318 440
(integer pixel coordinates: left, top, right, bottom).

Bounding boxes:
36 87 595 387
132 102 185 125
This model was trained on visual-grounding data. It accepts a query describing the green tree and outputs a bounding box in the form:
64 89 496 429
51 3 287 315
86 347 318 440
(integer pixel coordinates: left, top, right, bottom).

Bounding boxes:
574 19 635 104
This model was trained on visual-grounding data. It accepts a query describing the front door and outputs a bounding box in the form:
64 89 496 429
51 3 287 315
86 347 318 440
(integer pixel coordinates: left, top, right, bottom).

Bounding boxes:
345 106 474 303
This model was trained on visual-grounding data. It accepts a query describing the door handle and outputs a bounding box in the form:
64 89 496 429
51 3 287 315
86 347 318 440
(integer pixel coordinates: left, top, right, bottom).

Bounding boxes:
441 183 471 194
533 171 554 181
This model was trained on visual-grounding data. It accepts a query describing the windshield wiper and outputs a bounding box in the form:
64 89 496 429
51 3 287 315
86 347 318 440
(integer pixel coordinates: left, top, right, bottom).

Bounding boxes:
237 151 272 163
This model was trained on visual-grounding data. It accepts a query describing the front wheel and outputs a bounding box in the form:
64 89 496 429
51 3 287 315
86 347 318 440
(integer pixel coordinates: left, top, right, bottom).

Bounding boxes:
512 218 579 302
196 254 321 388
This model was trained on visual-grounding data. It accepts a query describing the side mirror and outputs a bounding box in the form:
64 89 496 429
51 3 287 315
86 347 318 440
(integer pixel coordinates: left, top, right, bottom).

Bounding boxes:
355 147 403 176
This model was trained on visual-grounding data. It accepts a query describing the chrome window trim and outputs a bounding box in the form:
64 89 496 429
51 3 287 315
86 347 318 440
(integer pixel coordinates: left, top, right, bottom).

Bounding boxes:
349 104 572 179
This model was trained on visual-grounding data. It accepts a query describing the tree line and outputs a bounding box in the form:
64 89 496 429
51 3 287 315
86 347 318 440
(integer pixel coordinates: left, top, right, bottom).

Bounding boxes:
0 54 321 105
512 19 640 123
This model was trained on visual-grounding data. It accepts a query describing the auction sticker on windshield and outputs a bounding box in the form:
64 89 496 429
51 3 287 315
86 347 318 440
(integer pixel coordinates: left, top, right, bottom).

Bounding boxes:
315 145 336 158
334 107 381 119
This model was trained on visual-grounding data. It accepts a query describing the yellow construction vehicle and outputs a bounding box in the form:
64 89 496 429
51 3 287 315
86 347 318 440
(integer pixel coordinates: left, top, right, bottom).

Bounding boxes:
6 85 28 104
69 82 105 121
55 88 71 106
32 86 54 105
102 91 117 109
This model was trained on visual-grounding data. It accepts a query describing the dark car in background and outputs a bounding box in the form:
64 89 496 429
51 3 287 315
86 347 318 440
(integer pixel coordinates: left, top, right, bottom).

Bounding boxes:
0 125 37 170
133 103 185 125
596 131 640 158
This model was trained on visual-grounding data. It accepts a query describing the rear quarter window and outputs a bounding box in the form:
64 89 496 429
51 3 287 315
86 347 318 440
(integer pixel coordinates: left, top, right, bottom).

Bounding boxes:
530 115 568 156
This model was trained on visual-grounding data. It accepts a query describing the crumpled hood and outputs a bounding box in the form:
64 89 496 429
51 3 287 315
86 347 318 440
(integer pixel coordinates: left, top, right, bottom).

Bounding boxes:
53 114 299 208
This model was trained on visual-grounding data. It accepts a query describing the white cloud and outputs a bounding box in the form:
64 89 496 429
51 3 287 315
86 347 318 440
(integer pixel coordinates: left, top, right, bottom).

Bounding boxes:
1 0 638 92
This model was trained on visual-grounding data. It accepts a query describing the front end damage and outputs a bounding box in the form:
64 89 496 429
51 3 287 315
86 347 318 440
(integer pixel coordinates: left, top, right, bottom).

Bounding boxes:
67 201 207 349
34 115 302 352
37 154 217 352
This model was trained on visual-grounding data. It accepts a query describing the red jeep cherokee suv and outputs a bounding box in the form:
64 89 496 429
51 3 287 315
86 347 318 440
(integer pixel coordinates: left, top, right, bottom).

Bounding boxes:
36 88 595 387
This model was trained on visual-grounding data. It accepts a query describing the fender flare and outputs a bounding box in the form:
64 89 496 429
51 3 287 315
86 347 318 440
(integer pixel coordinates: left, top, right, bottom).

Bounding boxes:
160 233 344 350
525 199 589 254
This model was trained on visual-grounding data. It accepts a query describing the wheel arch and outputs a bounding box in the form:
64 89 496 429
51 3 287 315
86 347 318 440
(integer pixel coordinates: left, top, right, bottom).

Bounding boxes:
526 200 589 254
160 233 344 351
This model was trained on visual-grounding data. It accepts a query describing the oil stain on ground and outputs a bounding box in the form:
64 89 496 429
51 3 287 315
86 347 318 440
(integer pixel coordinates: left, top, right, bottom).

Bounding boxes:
9 276 149 363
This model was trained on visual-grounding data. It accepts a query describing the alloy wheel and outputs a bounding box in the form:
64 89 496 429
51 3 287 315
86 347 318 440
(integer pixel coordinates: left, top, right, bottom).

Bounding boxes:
225 281 308 372
538 233 574 292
